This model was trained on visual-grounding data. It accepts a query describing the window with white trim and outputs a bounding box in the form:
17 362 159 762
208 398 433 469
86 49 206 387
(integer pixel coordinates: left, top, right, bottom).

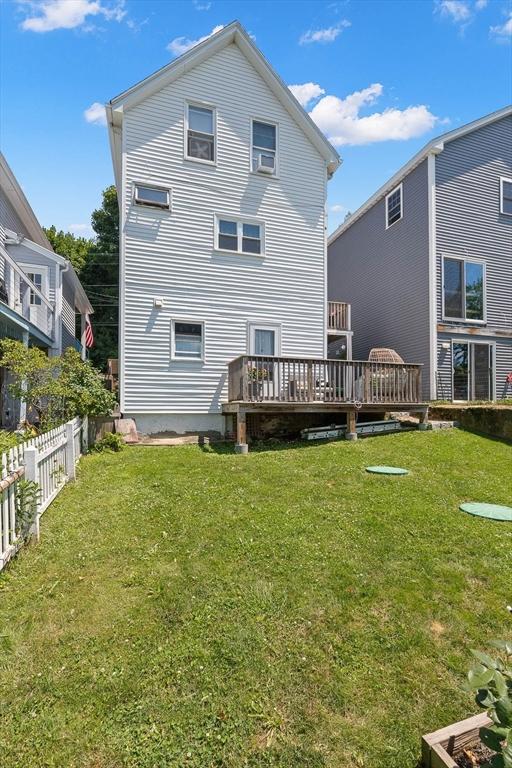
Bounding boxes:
172 321 204 360
134 184 170 210
443 256 485 322
385 184 402 228
216 217 263 255
252 120 277 175
26 272 42 306
186 104 215 162
500 177 512 216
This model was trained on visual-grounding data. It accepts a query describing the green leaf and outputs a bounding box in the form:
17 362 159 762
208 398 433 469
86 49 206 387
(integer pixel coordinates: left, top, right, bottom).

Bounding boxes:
494 671 509 699
491 641 512 656
480 726 506 752
477 688 498 708
495 696 512 727
502 741 512 767
473 650 499 669
489 756 505 768
468 665 495 689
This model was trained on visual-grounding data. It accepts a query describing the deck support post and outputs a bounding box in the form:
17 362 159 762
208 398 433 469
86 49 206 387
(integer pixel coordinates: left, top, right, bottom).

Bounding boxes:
346 410 357 441
417 408 430 431
235 408 248 454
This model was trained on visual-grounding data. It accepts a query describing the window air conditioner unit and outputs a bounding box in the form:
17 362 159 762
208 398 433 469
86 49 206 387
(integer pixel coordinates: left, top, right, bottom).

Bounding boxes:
256 153 275 173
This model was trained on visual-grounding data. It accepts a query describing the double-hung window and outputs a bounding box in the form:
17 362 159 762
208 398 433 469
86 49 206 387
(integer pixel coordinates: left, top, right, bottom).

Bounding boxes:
26 272 43 306
385 184 402 228
252 120 277 174
500 177 512 216
172 321 204 360
186 103 215 163
134 184 171 210
216 217 263 255
443 256 485 322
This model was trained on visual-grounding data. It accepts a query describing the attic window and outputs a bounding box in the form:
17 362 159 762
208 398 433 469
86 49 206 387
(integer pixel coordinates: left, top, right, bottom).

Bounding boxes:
385 184 403 228
134 184 170 210
500 177 512 216
187 104 215 163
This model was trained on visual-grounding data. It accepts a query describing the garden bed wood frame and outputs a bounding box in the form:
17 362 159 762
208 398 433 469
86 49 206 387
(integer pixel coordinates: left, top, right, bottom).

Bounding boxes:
422 713 492 767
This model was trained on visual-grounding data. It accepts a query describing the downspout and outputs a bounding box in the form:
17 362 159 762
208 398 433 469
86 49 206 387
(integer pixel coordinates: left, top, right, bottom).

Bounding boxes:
54 261 69 356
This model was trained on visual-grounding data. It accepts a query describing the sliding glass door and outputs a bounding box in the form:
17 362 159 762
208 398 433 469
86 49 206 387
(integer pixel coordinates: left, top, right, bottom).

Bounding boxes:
452 342 493 401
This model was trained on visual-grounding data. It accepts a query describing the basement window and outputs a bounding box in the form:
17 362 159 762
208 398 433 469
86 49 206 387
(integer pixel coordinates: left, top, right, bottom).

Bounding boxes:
172 321 204 360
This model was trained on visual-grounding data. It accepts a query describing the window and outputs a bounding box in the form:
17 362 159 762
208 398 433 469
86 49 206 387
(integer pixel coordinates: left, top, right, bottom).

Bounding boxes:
23 272 42 306
248 323 281 357
186 103 215 162
385 184 402 227
500 177 512 216
216 217 263 255
252 120 277 174
443 256 485 322
134 184 170 210
172 321 204 360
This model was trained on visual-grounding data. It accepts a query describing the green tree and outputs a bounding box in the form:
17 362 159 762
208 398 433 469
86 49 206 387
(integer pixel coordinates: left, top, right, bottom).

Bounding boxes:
79 186 119 370
43 225 92 275
0 339 116 429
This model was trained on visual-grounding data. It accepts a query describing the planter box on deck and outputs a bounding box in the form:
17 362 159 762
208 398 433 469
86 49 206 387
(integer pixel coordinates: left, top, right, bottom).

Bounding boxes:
422 713 492 767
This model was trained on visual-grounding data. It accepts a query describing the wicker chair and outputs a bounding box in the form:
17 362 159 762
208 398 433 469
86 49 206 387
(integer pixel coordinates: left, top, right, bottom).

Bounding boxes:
367 348 407 401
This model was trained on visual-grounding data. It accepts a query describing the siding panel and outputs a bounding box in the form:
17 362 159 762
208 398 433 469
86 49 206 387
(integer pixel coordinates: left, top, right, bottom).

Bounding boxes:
122 43 327 417
328 159 431 398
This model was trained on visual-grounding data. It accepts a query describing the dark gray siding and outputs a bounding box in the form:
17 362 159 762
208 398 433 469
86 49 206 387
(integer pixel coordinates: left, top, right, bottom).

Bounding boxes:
435 114 512 400
328 158 431 398
435 115 512 329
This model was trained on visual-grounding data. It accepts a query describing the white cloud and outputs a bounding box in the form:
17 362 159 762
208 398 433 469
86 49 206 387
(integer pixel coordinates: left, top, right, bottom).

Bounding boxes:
475 0 488 8
288 82 325 108
84 101 107 126
299 20 350 45
307 83 438 146
490 11 512 40
19 0 126 32
69 223 94 237
193 0 211 9
436 0 472 23
330 204 346 213
167 24 224 56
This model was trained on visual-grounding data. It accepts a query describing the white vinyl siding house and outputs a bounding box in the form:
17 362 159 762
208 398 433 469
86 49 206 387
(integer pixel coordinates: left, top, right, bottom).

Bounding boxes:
108 23 339 435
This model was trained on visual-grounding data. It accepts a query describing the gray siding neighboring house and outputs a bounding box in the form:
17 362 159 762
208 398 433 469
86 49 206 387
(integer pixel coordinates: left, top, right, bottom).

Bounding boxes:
328 106 512 403
0 153 93 427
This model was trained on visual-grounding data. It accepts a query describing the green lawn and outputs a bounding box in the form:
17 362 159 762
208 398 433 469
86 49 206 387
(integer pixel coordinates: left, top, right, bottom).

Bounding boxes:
0 431 511 768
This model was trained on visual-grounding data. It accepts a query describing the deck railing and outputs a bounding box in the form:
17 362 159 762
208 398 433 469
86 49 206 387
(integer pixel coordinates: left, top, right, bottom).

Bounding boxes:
228 355 423 405
328 301 351 332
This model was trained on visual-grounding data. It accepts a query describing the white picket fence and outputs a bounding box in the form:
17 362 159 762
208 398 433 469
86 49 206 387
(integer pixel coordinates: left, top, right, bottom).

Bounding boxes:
0 416 88 573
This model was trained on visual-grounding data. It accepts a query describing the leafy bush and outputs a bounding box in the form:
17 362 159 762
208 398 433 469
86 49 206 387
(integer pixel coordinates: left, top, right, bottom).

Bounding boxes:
0 340 116 430
0 430 21 454
92 432 124 453
464 640 512 767
15 479 41 540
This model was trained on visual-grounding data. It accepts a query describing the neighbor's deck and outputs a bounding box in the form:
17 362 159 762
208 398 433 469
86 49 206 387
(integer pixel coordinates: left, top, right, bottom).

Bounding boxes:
223 355 428 445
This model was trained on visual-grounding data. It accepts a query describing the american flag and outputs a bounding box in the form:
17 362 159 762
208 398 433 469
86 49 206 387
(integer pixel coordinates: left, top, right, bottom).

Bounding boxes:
85 314 94 349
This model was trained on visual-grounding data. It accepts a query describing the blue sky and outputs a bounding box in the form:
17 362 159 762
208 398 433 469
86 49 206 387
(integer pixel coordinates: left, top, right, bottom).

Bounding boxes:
1 0 511 237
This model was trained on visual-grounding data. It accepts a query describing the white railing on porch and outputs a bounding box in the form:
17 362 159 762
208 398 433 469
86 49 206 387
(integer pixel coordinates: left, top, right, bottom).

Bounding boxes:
0 416 87 573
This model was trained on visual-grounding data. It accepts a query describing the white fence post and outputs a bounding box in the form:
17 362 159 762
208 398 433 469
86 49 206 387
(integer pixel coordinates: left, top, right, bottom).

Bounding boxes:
65 421 76 481
24 445 40 541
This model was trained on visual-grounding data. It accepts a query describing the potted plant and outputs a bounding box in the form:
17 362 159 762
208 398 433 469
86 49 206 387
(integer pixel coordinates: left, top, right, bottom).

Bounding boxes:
247 364 268 400
422 640 512 767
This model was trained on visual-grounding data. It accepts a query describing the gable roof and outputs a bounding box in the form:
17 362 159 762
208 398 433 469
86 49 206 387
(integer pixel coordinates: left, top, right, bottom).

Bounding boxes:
328 104 512 245
106 21 340 188
0 153 53 251
4 231 93 315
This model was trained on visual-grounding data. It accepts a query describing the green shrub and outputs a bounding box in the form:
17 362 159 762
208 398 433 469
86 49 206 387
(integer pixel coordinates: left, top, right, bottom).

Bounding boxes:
92 432 124 453
464 640 512 767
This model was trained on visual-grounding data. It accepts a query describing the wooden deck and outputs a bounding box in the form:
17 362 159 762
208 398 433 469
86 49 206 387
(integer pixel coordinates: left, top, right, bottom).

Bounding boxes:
224 355 428 448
